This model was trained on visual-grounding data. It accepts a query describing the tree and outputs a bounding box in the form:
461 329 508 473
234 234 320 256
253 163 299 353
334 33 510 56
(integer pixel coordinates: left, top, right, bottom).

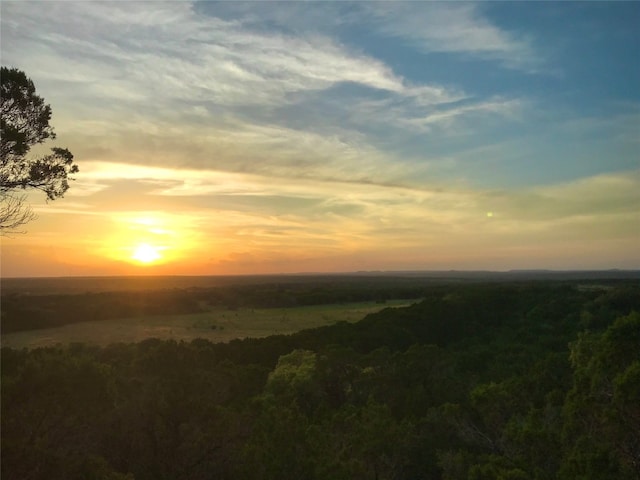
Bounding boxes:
561 312 640 479
1 66 78 232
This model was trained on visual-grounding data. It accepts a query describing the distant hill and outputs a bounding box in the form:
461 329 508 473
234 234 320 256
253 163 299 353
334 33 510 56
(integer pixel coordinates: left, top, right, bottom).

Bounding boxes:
2 270 639 296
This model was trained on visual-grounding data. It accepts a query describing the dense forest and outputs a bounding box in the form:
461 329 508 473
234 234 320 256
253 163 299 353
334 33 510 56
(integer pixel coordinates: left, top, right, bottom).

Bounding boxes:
2 281 639 479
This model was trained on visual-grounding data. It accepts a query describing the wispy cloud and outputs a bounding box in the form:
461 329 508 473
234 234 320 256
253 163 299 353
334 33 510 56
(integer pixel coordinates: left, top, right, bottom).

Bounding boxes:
71 161 640 232
363 2 540 71
402 98 524 132
2 0 479 183
3 1 408 107
1 0 543 192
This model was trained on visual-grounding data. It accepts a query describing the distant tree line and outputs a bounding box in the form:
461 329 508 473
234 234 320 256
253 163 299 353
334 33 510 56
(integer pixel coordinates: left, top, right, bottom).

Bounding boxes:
2 282 639 479
1 278 429 333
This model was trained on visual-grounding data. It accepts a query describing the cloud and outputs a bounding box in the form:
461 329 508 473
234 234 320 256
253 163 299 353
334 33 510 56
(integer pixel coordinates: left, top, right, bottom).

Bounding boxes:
351 96 524 135
10 155 639 273
192 2 541 71
0 2 470 121
2 0 540 193
363 3 540 71
2 1 409 108
71 161 640 238
528 171 640 221
2 0 479 184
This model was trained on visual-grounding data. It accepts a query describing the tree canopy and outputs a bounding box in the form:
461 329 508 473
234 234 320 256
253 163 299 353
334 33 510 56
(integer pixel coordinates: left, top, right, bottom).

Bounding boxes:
2 281 639 479
0 66 78 232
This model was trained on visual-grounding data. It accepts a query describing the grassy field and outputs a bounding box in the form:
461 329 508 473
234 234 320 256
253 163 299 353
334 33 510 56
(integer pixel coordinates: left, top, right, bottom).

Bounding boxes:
1 300 417 349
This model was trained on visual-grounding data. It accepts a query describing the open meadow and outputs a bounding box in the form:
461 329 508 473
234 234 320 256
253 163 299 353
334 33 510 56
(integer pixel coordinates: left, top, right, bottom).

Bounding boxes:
1 299 416 349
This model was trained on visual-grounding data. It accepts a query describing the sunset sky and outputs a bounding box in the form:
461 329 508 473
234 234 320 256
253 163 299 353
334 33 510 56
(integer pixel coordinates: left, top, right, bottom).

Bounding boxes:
1 1 639 277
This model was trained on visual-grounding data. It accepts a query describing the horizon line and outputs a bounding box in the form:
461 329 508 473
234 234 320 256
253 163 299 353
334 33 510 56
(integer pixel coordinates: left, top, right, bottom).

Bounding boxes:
2 268 639 281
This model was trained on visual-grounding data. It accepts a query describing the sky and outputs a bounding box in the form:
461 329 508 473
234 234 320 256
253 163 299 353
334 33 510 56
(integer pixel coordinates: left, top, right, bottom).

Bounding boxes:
1 1 639 277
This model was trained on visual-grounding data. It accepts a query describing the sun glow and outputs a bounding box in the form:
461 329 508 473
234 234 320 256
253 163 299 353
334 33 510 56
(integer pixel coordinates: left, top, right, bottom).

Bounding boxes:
93 212 205 269
131 243 162 264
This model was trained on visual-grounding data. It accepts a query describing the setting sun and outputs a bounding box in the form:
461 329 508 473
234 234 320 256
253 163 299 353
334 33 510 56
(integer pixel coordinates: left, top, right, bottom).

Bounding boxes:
131 243 162 264
1 1 638 278
90 212 200 270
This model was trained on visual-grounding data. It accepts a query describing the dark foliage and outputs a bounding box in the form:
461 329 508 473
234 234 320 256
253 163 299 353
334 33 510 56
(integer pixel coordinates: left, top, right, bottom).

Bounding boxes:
2 281 639 479
1 66 78 231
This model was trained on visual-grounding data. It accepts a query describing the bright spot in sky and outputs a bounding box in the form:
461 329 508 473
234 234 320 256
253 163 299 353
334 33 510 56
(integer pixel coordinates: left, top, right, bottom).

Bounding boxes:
131 243 162 264
487 212 494 218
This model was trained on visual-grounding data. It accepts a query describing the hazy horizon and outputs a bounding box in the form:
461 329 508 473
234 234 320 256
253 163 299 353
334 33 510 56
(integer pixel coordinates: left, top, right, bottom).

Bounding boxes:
1 1 639 277
3 268 638 281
